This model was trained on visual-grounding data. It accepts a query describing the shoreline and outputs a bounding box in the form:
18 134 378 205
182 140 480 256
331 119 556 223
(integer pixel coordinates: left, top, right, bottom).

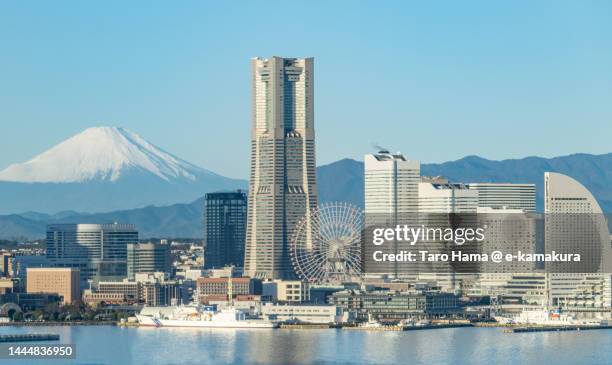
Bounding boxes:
0 321 117 327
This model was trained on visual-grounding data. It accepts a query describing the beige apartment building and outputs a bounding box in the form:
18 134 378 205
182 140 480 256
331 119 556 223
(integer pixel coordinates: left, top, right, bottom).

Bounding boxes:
26 268 80 304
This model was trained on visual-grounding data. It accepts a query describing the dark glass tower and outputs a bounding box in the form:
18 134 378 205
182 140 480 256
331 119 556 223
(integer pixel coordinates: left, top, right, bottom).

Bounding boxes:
204 190 247 269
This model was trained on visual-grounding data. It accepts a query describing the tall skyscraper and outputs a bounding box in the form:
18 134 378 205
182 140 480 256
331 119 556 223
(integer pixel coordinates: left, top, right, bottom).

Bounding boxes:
204 191 247 269
467 183 536 212
46 223 138 284
244 57 318 279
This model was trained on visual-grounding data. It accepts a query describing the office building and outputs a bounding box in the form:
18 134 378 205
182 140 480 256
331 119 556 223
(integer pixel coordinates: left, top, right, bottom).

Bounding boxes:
468 183 536 212
364 151 420 215
127 242 172 280
26 268 80 304
46 223 138 283
245 57 318 279
204 191 247 269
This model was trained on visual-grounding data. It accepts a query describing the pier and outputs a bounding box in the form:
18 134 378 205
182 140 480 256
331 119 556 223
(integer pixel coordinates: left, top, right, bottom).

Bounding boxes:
0 334 60 342
506 325 612 333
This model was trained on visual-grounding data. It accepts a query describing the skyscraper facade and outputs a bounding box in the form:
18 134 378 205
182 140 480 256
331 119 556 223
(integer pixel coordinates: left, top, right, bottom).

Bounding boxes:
244 57 318 279
46 223 138 284
127 242 172 280
204 191 247 269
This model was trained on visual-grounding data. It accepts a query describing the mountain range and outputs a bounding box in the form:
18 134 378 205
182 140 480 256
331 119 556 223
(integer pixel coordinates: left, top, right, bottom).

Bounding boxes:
0 127 610 240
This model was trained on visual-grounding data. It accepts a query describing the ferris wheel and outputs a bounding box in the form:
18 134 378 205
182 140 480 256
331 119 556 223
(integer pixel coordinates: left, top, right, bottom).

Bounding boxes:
290 202 364 283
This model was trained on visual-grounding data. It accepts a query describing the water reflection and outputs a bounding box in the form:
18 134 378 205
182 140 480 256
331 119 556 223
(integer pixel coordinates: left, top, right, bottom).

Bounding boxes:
0 326 610 365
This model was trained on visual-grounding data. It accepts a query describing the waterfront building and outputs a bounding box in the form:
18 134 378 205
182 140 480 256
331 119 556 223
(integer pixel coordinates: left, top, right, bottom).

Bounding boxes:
261 303 344 324
204 191 247 269
468 183 536 212
0 293 62 311
196 277 263 303
46 223 138 283
91 274 182 306
127 242 171 280
330 290 459 321
544 172 611 315
308 285 346 304
244 57 318 280
26 268 80 304
94 281 139 305
262 280 309 303
479 273 547 307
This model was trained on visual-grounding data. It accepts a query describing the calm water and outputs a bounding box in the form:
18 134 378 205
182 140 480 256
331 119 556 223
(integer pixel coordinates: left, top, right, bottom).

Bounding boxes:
0 325 610 365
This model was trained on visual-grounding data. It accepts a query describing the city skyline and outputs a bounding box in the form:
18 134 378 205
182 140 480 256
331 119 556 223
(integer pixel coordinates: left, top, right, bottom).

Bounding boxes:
2 1 612 179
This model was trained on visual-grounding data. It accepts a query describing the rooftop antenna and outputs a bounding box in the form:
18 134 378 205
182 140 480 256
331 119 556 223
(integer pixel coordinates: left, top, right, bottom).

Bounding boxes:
372 143 389 154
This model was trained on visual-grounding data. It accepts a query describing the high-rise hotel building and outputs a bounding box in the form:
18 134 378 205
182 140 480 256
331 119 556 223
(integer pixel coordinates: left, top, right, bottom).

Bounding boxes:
544 172 611 313
244 57 318 279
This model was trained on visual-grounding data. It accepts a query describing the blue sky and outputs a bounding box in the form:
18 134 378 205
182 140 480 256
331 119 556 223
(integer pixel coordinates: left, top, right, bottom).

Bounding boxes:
1 1 611 179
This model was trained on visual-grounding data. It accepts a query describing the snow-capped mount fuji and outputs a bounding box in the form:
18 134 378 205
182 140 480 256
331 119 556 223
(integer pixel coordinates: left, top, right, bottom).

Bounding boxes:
0 127 246 213
0 126 210 183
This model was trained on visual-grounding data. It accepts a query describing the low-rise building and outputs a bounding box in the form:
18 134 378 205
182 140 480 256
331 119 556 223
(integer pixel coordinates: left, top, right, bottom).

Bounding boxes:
197 277 262 303
26 268 80 305
262 280 309 303
261 303 344 324
330 290 459 321
86 274 182 307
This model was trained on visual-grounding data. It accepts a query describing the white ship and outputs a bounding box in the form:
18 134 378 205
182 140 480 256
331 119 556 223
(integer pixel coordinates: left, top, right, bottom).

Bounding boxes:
499 308 603 326
136 304 278 329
